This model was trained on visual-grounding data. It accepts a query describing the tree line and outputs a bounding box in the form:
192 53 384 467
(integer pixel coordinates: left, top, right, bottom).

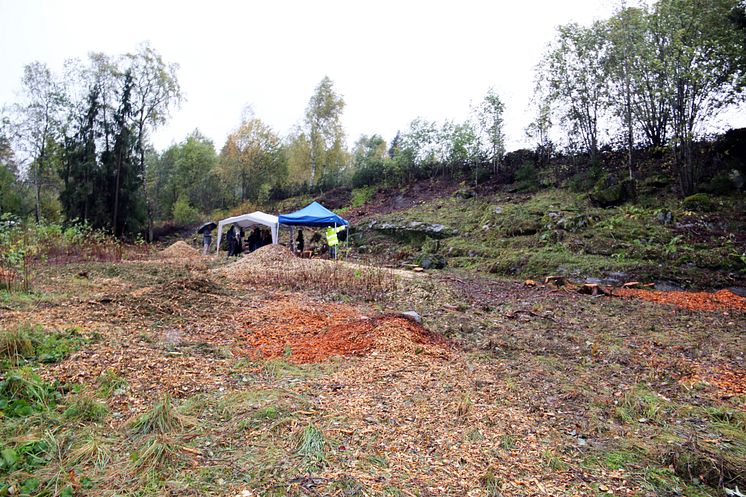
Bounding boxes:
1 0 744 236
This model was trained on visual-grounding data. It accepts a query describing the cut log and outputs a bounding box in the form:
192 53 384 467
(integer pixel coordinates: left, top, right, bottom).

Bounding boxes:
577 283 611 296
545 275 567 286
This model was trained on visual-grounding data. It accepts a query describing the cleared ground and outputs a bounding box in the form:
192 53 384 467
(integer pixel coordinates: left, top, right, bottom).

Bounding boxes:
0 245 744 497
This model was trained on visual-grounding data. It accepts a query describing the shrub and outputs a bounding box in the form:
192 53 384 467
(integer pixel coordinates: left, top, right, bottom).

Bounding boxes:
682 193 713 212
172 195 200 225
514 163 540 192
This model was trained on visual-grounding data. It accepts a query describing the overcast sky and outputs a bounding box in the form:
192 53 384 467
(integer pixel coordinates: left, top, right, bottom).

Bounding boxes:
1 0 744 154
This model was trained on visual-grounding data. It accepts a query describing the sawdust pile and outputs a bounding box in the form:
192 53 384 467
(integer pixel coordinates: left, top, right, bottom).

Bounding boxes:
243 315 447 363
236 296 446 363
159 241 199 259
240 243 295 263
616 287 746 312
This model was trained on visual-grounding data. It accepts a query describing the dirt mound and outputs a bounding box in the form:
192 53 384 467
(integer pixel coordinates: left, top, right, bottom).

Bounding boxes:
616 288 746 312
159 241 199 259
241 312 448 364
241 243 294 264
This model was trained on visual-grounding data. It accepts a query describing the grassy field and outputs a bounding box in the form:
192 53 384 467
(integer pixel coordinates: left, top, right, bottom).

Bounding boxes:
1 245 744 496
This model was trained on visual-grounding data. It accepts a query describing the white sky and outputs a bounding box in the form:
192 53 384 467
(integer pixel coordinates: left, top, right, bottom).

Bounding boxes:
1 0 744 154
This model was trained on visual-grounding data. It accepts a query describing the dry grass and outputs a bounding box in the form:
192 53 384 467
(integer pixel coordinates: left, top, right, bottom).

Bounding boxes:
0 325 34 363
129 394 190 435
217 255 399 302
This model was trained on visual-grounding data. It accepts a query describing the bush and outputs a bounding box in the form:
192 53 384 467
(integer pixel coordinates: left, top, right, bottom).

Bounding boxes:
172 196 200 225
514 163 540 192
682 193 713 212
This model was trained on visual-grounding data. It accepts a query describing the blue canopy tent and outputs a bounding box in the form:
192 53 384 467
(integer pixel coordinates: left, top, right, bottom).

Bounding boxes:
278 202 349 257
278 201 349 227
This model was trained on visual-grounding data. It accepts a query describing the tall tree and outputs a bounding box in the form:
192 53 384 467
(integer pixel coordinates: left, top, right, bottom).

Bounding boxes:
541 21 610 162
219 117 284 203
473 88 506 176
13 62 67 222
304 76 346 187
125 44 181 237
60 84 101 225
653 0 746 195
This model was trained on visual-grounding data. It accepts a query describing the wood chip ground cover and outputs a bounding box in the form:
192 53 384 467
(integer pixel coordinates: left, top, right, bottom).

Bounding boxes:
0 255 743 496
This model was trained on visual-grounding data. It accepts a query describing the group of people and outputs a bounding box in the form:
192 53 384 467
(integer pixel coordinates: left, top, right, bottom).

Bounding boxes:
224 225 272 256
201 224 272 256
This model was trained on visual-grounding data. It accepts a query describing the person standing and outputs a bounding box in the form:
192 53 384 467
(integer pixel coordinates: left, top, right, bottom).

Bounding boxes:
296 230 305 254
236 228 244 255
202 229 212 255
226 224 236 256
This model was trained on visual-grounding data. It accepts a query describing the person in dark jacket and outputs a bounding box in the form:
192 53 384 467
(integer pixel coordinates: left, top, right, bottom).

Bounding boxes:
226 224 236 256
296 230 304 254
236 228 244 255
248 227 260 252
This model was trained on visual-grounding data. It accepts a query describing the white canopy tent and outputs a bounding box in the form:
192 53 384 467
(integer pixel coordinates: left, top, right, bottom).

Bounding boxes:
215 211 279 253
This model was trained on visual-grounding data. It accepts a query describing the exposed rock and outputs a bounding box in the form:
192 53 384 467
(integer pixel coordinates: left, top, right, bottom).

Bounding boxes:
415 254 447 270
590 174 636 207
493 206 503 214
453 188 475 200
401 311 422 323
728 287 746 297
682 193 713 212
655 280 684 292
729 169 744 190
655 209 674 225
369 220 458 240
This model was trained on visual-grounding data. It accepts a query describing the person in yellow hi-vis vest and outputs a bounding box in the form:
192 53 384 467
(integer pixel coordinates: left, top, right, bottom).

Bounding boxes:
325 225 346 258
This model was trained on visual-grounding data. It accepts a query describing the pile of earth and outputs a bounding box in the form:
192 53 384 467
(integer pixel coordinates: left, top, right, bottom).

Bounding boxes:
159 241 199 259
240 243 295 264
234 296 447 363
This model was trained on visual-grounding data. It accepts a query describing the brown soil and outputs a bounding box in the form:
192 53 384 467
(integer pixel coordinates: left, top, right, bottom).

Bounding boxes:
159 240 199 259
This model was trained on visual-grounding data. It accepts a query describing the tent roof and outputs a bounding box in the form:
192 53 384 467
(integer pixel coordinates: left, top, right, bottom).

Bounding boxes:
278 201 349 227
218 211 278 229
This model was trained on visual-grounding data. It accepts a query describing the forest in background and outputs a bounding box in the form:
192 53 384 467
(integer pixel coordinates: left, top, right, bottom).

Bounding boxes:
1 0 745 240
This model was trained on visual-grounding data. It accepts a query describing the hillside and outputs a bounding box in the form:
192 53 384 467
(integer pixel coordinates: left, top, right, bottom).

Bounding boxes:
332 176 745 291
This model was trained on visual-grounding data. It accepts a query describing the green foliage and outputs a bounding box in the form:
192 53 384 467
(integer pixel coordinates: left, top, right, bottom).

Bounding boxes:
63 394 109 422
682 193 713 211
172 195 200 225
0 324 86 368
514 163 540 191
0 325 34 364
350 186 377 208
297 424 326 469
305 76 347 188
0 367 59 417
96 369 128 396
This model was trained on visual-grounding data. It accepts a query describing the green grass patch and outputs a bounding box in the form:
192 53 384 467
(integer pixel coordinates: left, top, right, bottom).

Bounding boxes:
96 369 128 396
0 324 88 369
63 394 109 423
129 394 190 435
0 367 59 417
297 424 326 470
130 435 183 474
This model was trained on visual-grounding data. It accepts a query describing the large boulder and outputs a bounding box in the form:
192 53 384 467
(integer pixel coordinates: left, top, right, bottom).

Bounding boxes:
590 174 636 207
415 253 447 270
369 220 458 241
